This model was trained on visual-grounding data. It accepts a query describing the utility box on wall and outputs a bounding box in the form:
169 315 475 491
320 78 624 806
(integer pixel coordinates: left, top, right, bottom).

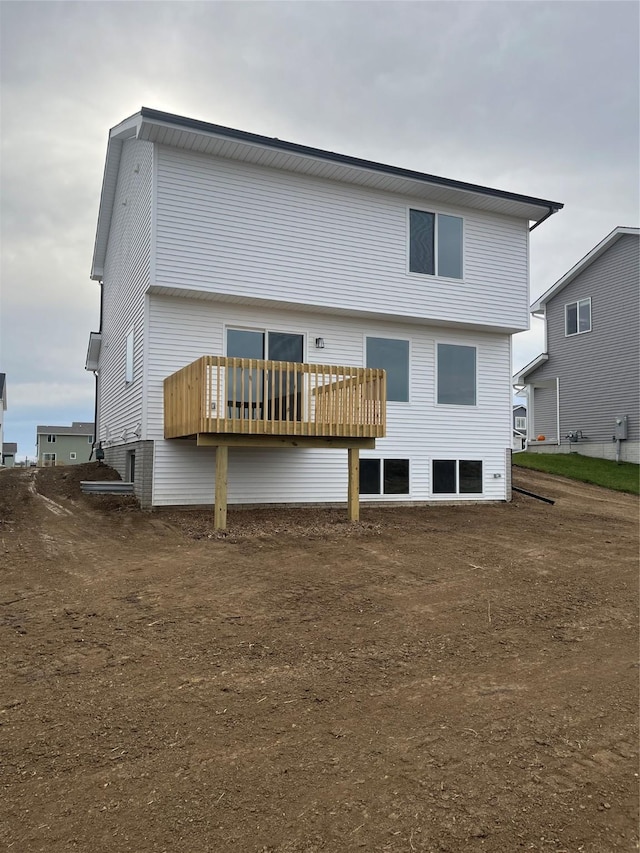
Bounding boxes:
613 416 628 440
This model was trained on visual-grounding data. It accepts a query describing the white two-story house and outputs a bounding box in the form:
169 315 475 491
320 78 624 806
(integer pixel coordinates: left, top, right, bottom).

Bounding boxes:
86 108 562 525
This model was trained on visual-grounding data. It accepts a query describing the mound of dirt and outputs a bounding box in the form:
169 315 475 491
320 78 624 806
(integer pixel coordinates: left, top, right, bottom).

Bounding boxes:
34 462 141 513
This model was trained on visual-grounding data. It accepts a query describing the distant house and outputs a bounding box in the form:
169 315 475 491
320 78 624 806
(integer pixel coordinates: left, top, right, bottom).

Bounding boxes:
85 106 563 522
2 443 17 468
512 404 527 452
0 373 6 457
36 422 94 467
514 227 639 463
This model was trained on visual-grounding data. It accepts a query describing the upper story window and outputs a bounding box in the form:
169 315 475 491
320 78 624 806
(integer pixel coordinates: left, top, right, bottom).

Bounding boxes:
47 434 56 443
366 337 409 402
125 328 134 384
437 343 476 406
409 210 463 279
565 298 591 336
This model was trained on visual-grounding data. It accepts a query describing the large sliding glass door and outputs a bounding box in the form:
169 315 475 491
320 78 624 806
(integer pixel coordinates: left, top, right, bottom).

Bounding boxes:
226 329 304 421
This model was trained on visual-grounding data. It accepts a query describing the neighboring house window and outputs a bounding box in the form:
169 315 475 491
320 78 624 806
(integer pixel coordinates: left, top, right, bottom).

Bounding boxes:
433 460 483 494
69 452 77 460
43 452 56 465
88 435 93 444
360 459 410 495
437 343 476 405
515 416 527 431
565 298 591 336
409 210 463 279
366 337 409 402
125 328 134 383
47 434 56 443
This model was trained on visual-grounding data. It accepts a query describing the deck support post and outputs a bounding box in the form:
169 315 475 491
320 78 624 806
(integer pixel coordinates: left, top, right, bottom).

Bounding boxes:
214 445 229 530
347 447 360 523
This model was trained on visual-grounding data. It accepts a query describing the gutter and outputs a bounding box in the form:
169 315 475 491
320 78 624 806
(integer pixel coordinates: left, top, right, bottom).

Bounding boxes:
529 206 562 232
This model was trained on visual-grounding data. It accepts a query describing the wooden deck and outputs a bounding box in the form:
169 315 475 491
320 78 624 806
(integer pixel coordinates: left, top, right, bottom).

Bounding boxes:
164 356 386 442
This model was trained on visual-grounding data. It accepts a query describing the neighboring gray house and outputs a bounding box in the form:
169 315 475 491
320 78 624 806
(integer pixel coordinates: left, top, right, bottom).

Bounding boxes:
2 443 17 467
512 404 527 452
36 422 94 467
514 227 639 463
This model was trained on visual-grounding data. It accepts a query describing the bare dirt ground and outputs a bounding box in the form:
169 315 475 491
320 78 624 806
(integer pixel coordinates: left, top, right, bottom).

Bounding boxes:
1 463 638 853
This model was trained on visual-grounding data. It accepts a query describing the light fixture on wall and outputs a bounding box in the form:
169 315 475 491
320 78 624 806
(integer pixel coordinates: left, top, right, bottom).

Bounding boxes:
315 337 325 349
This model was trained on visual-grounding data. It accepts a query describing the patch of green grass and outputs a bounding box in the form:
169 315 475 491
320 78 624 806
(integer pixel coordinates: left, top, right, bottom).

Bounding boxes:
513 452 640 495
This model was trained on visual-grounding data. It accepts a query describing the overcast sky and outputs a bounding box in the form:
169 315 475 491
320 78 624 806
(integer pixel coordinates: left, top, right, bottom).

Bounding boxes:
1 0 638 460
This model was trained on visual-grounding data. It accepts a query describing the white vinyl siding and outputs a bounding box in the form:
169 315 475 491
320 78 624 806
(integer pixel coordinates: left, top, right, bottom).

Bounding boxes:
97 138 153 448
146 295 513 506
154 147 530 332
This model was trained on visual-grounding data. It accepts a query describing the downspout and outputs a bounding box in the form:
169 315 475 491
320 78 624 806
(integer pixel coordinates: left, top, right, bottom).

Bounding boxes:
556 378 561 446
89 280 104 461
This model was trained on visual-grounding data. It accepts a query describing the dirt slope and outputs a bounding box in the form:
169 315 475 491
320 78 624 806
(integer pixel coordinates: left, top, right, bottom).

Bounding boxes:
1 465 638 852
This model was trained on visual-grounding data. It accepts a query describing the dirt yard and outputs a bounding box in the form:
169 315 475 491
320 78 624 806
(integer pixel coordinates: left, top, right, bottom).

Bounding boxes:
1 464 638 853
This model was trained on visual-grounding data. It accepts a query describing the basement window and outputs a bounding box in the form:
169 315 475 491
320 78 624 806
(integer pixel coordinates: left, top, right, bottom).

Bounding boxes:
360 459 410 495
432 459 483 494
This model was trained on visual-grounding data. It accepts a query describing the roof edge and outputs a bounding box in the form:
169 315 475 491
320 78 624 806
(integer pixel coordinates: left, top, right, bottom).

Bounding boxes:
139 106 564 214
531 226 640 312
513 352 549 385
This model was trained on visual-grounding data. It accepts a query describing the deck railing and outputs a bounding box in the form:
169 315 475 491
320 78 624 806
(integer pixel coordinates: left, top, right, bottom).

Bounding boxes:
164 356 386 440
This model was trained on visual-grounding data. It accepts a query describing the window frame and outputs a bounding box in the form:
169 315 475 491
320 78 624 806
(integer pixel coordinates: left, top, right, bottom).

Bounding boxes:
407 207 464 280
125 326 135 385
515 416 527 431
225 325 307 361
69 452 77 461
435 341 477 407
565 297 592 337
431 459 483 496
364 335 411 404
359 458 411 497
47 434 56 443
43 452 56 462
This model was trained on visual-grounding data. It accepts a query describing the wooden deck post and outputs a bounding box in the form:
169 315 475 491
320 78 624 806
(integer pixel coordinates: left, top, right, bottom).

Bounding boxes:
214 445 229 530
347 447 360 522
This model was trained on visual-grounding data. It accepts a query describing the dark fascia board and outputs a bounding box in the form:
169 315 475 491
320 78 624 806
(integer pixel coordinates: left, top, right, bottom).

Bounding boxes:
139 107 564 217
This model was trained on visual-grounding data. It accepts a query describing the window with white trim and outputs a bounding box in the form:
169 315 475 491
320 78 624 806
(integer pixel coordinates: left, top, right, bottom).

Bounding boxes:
125 328 134 384
43 452 56 463
360 459 410 495
515 416 527 431
69 452 77 460
47 434 56 443
437 343 476 406
366 337 409 402
409 210 463 279
432 459 483 494
565 298 591 336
